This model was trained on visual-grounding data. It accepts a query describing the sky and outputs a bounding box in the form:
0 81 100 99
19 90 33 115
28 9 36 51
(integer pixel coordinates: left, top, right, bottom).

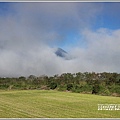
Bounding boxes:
0 2 120 77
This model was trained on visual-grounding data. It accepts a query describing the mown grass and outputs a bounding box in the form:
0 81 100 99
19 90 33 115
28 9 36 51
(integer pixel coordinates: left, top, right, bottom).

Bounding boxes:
0 90 120 118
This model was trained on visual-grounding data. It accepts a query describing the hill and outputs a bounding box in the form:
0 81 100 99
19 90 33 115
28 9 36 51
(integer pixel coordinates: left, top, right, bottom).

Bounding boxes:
55 48 72 60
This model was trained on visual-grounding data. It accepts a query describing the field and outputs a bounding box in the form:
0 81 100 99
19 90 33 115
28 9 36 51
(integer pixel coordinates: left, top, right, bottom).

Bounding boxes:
0 90 120 118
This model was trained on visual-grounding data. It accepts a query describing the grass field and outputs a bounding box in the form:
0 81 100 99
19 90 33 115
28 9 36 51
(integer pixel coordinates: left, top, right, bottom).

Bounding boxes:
0 90 120 118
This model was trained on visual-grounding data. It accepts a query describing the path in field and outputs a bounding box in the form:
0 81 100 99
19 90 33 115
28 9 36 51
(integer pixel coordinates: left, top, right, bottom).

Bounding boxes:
0 90 120 118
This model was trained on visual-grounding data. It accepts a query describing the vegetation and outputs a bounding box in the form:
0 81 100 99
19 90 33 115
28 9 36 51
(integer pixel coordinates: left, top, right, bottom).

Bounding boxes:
0 90 120 118
0 72 120 96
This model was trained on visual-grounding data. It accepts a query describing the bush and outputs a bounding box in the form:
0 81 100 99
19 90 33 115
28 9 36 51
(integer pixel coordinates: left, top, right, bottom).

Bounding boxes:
114 85 120 94
71 85 81 93
58 85 66 91
98 85 111 96
49 82 57 90
92 84 100 94
0 84 9 89
103 89 111 96
67 83 73 91
91 84 111 96
40 85 49 90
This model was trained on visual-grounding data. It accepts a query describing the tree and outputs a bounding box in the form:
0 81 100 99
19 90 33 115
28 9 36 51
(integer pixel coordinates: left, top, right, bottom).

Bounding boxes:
19 76 26 80
28 75 36 80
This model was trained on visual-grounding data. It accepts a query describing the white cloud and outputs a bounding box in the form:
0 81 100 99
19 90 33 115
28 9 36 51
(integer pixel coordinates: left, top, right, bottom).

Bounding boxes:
0 3 120 77
70 28 120 73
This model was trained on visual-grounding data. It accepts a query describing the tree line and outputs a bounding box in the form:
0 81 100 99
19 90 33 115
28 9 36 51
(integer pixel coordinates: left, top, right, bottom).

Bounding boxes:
0 72 120 97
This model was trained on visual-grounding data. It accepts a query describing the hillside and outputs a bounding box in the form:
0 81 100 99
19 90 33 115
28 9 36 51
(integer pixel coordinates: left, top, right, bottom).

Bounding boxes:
0 90 120 118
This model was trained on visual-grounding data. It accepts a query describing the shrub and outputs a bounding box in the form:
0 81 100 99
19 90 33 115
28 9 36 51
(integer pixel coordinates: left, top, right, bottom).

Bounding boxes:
49 82 57 90
67 83 73 91
92 84 100 94
58 85 66 91
114 85 120 94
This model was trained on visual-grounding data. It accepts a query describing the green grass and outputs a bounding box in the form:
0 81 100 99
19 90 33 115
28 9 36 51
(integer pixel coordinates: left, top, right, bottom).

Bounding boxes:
0 90 120 118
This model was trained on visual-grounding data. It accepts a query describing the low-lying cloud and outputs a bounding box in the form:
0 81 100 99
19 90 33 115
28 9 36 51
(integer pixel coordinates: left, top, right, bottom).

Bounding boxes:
69 28 120 73
0 2 120 77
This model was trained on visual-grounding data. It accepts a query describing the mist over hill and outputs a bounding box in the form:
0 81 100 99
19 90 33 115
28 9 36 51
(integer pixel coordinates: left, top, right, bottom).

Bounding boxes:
0 3 120 77
55 48 73 60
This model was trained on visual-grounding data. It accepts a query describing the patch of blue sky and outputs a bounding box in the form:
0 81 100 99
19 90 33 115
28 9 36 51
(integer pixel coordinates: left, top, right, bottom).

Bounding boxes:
101 17 120 30
0 2 16 17
93 2 120 30
93 14 120 30
54 32 86 51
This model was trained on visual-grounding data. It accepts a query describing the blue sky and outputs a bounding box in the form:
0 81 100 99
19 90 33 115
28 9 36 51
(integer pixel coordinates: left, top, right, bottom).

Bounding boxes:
0 3 14 16
0 2 120 49
93 2 120 30
0 2 120 76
